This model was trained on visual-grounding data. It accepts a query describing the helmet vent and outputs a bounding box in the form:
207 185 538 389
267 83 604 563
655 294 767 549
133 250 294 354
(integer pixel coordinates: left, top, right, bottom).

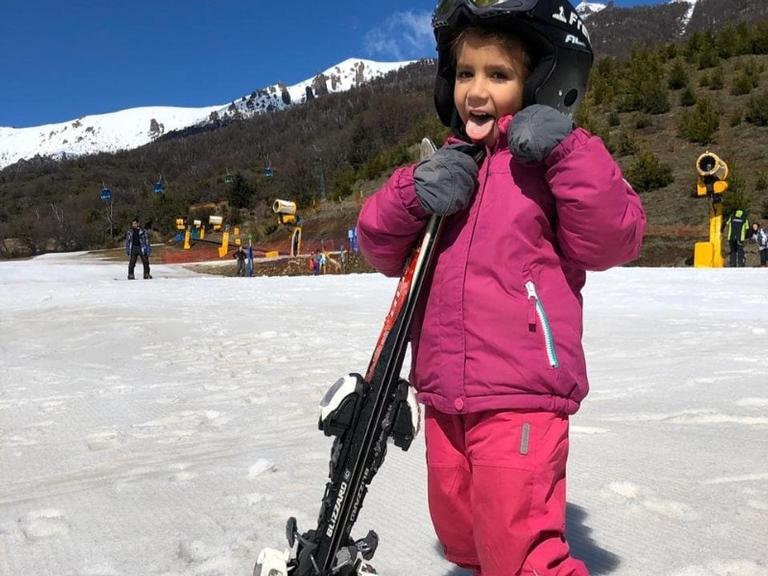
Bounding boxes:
563 89 578 108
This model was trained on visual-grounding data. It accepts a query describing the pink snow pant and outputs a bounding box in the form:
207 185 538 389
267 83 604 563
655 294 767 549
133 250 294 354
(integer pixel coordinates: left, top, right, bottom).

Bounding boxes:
424 407 589 576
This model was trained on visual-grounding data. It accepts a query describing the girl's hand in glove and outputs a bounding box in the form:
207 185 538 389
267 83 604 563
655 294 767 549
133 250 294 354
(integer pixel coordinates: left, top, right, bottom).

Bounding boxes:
414 143 482 215
507 105 575 164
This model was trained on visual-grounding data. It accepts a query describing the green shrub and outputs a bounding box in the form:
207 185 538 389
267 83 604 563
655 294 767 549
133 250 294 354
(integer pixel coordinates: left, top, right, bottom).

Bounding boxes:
698 45 720 69
661 43 678 61
668 59 689 90
680 85 697 107
745 90 768 126
761 198 768 220
730 109 743 127
751 21 768 54
626 148 674 193
645 82 672 114
634 113 653 129
716 25 751 59
677 97 720 144
686 31 704 61
329 167 355 199
615 131 638 157
755 171 768 192
617 49 670 114
731 72 754 95
708 67 724 90
587 58 621 107
228 173 254 209
608 110 621 127
574 97 598 133
576 100 613 151
734 56 764 75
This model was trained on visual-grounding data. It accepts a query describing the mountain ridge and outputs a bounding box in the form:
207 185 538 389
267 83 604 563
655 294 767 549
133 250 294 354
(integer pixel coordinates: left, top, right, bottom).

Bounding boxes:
0 58 413 170
585 0 768 59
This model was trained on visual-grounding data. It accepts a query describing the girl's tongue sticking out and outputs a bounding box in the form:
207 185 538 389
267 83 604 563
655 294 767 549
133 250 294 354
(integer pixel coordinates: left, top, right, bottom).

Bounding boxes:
465 112 496 145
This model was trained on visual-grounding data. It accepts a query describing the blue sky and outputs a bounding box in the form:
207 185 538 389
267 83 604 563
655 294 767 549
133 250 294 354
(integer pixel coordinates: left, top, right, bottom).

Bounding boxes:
0 0 667 128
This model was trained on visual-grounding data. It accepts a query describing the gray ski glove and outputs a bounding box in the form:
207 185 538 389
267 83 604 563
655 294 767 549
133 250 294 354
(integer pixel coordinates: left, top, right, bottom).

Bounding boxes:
414 143 482 216
508 104 575 164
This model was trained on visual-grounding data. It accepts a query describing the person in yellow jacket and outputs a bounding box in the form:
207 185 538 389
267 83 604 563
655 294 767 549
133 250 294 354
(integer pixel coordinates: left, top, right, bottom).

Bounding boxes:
725 208 750 267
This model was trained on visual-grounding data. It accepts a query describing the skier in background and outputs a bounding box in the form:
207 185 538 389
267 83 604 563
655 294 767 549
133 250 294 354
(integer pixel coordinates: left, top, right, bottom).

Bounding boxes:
310 250 321 275
319 251 327 274
725 208 749 267
750 221 768 266
356 1 645 575
124 217 152 280
233 245 248 276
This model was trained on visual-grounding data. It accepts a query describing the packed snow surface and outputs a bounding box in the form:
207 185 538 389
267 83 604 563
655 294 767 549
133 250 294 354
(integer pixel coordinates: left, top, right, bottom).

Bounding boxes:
0 252 766 576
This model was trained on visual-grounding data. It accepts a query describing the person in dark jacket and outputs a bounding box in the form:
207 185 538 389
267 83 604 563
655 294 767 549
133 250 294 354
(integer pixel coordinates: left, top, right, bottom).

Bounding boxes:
124 218 152 279
725 209 749 267
233 245 248 276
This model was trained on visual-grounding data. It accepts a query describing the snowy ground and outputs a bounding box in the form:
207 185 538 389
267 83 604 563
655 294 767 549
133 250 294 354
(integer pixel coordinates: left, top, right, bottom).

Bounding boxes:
0 252 766 576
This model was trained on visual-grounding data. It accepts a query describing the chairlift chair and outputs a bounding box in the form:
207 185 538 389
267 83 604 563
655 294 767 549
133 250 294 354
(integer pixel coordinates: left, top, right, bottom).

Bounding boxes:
153 174 166 195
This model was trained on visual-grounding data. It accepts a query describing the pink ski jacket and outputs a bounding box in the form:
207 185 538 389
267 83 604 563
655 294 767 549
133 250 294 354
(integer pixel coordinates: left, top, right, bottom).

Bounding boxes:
357 118 646 416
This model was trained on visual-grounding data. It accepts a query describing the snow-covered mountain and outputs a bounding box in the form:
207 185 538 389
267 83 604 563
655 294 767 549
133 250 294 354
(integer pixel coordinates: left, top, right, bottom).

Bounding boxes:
575 1 608 19
0 58 413 170
670 0 699 29
577 0 699 24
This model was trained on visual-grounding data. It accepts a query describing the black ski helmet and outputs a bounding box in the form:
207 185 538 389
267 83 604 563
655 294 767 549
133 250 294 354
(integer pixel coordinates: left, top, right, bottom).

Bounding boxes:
433 0 593 130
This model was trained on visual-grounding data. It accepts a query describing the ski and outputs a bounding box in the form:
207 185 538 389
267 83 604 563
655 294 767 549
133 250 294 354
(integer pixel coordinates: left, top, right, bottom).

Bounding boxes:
255 138 445 576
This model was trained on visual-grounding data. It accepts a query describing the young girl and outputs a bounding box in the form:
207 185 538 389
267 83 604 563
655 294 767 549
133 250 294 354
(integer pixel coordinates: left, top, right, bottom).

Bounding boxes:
357 1 645 575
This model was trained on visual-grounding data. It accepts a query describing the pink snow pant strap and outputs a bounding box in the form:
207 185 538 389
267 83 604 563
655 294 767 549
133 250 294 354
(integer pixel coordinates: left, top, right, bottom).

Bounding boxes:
424 407 589 576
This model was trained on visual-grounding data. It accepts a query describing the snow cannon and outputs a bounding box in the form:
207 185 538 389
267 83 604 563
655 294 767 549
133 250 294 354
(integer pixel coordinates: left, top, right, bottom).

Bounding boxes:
273 199 298 225
696 151 728 197
273 199 302 256
693 151 728 268
209 215 223 231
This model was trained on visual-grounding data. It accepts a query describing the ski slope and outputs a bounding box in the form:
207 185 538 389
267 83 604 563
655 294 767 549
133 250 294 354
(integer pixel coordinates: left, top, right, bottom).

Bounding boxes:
0 252 766 576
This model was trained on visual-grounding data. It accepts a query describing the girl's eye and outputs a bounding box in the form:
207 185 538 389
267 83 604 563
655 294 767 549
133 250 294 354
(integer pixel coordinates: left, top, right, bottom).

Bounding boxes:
456 70 472 79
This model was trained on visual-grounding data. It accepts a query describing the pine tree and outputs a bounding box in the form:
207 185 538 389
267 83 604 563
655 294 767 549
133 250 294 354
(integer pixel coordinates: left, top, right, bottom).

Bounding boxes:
668 59 689 90
680 85 697 107
677 97 720 144
626 148 674 193
228 173 254 209
618 49 670 114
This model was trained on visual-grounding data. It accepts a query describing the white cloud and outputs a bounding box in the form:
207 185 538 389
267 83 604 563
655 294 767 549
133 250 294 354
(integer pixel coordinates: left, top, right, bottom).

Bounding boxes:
364 10 434 60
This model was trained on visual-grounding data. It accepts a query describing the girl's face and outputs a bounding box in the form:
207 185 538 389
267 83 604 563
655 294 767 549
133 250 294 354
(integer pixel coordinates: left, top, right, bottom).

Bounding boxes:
453 30 527 147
